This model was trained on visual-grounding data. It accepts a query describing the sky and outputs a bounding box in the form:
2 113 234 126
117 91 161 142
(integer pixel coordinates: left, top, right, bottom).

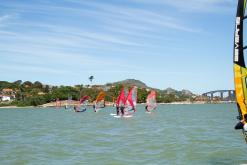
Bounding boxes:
0 0 237 94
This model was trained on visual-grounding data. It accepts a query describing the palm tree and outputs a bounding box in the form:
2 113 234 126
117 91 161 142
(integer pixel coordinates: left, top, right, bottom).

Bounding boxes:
89 76 94 85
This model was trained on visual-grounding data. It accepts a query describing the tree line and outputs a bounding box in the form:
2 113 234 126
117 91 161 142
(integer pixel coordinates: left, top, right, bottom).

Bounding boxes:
0 80 193 107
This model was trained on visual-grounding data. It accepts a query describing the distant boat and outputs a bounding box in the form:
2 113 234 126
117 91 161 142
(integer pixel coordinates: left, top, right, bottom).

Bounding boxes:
146 90 157 112
75 95 89 112
94 91 105 112
233 0 247 142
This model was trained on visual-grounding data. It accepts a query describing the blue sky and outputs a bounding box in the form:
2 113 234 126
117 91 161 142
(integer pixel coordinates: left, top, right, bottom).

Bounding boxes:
0 0 236 94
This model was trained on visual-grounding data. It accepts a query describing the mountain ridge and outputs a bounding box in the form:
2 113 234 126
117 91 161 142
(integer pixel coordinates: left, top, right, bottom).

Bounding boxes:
105 79 195 97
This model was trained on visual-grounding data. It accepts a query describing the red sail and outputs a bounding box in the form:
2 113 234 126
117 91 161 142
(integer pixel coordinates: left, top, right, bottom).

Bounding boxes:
116 87 127 107
80 95 90 104
146 90 157 111
125 86 137 112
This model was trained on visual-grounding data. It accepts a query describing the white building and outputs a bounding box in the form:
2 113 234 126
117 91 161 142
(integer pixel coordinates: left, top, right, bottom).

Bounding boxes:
1 96 11 102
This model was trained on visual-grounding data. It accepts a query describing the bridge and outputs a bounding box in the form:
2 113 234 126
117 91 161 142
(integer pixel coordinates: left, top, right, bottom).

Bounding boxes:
202 90 235 101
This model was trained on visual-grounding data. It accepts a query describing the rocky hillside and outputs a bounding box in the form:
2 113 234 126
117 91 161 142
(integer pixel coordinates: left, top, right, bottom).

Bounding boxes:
105 79 195 97
106 79 149 88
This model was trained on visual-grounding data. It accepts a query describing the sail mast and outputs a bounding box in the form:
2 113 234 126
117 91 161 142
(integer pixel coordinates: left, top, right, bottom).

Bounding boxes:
234 0 247 121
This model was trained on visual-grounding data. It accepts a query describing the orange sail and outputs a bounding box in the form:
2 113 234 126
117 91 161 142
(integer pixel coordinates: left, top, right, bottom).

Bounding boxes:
94 91 105 112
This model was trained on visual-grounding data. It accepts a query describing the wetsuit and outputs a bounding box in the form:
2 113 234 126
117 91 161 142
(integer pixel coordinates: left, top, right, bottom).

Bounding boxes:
235 114 247 129
120 106 125 115
235 121 244 129
93 105 96 112
145 105 150 112
116 106 120 115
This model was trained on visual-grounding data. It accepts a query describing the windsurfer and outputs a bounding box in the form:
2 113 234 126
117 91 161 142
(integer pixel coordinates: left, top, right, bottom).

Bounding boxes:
120 106 125 115
145 105 150 112
235 114 247 130
93 104 96 112
116 106 120 115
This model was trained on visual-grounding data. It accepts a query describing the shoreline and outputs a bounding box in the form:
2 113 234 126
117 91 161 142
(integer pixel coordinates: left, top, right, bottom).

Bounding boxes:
0 101 236 109
0 106 34 109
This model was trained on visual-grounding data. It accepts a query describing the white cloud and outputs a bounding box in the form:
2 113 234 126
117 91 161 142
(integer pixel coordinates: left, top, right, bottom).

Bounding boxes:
0 40 141 71
0 14 17 28
7 0 199 33
79 1 200 33
131 0 234 13
0 15 12 23
0 30 16 35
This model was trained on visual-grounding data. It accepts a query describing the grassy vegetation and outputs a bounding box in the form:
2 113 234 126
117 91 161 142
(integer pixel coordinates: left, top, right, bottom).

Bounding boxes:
0 80 193 107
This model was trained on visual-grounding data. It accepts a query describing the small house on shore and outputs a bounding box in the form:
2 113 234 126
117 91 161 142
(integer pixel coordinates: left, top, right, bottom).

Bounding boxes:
1 95 11 102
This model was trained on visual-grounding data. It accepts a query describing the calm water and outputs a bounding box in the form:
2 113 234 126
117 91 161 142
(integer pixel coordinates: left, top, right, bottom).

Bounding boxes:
0 104 246 165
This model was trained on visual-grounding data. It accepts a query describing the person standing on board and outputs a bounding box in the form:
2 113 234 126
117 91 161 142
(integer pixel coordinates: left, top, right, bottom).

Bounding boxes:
145 105 150 112
120 106 125 116
93 104 96 112
235 114 247 130
116 106 120 115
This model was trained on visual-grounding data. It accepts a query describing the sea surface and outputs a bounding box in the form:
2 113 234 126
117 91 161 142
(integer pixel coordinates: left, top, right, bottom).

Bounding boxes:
0 104 246 165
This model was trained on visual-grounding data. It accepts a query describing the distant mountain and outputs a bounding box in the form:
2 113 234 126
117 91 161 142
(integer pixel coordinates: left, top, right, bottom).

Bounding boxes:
105 79 195 97
107 79 149 88
181 89 193 96
164 87 176 94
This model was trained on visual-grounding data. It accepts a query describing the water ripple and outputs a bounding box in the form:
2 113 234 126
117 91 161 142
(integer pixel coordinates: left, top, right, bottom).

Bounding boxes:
0 104 246 164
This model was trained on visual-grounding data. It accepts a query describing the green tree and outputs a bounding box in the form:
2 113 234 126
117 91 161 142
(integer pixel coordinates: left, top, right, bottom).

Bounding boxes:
75 84 84 98
30 88 41 96
13 80 22 86
137 88 148 103
0 81 13 90
23 81 33 87
106 84 122 100
44 85 50 93
33 81 43 89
